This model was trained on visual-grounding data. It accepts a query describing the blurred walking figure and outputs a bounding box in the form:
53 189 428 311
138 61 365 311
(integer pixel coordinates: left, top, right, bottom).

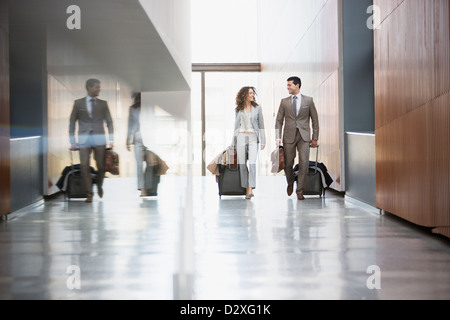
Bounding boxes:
69 79 114 203
231 87 266 199
126 92 147 197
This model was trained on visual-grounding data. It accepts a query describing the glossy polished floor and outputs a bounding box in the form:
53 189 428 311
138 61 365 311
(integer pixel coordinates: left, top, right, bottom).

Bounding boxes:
1 176 450 300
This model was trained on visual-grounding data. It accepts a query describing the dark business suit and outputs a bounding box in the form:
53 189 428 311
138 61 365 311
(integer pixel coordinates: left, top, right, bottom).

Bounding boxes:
69 97 114 197
276 94 319 194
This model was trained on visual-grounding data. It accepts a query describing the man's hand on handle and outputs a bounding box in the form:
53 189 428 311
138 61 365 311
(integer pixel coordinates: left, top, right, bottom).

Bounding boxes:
310 140 318 148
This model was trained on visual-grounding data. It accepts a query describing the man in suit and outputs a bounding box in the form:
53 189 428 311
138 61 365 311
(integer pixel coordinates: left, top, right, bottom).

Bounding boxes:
69 79 114 203
276 76 319 200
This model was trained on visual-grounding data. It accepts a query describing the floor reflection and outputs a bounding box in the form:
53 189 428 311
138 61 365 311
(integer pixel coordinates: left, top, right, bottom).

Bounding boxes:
0 177 449 300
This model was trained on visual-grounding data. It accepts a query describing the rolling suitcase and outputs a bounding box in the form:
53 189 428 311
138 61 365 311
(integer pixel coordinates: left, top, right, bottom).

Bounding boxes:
303 146 324 197
59 149 97 200
66 170 87 199
145 165 161 196
217 147 246 199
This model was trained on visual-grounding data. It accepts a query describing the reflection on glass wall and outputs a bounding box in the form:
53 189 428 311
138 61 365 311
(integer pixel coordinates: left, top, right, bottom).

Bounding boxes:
137 92 191 177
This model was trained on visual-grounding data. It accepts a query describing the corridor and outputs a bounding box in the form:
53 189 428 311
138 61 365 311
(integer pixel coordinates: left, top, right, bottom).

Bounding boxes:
1 176 449 300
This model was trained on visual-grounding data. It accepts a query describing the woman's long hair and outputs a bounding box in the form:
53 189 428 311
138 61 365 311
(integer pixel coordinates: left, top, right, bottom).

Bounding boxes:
131 92 141 108
235 87 259 113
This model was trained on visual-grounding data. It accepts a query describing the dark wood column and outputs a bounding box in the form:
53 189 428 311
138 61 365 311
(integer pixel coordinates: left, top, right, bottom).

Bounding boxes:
0 1 11 217
375 0 450 237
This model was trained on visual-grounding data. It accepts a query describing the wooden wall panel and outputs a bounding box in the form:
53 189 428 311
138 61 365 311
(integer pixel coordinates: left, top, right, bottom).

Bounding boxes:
433 0 450 98
375 0 405 23
375 0 434 130
429 93 450 228
375 0 450 234
0 2 11 216
433 227 450 238
376 105 431 226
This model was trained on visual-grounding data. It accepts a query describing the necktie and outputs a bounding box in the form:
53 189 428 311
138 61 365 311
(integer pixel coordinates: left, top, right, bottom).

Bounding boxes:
292 96 298 116
90 98 96 117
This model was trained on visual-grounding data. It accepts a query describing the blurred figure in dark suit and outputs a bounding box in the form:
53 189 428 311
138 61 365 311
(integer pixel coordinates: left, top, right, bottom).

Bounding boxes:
69 79 114 203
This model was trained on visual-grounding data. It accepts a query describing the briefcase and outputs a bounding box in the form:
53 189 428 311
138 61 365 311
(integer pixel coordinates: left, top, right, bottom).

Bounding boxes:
105 148 120 175
271 146 285 173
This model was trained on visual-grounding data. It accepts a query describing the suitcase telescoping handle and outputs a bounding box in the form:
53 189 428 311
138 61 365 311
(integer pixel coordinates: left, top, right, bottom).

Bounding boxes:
227 136 239 171
69 147 80 169
310 145 319 173
227 147 239 171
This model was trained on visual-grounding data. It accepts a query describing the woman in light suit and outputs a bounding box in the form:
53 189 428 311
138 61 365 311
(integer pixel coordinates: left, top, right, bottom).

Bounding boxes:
126 92 147 197
231 87 266 199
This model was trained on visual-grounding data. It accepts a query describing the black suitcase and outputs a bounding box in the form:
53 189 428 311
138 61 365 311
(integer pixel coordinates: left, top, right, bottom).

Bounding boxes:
66 170 88 199
218 164 246 198
294 146 324 197
304 168 324 197
57 150 97 200
303 146 324 197
145 165 161 196
217 144 246 199
66 168 97 199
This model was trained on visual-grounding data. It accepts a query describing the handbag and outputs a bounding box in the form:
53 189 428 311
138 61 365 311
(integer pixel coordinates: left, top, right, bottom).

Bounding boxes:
220 146 239 168
225 147 239 168
144 148 169 176
105 148 120 175
271 146 285 173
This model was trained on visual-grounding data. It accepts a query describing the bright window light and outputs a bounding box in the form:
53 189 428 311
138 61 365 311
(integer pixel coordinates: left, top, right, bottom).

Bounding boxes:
191 0 259 63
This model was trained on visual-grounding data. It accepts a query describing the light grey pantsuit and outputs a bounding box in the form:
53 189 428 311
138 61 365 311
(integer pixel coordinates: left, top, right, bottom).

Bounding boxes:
231 105 266 190
236 133 258 189
127 105 146 190
133 139 146 190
